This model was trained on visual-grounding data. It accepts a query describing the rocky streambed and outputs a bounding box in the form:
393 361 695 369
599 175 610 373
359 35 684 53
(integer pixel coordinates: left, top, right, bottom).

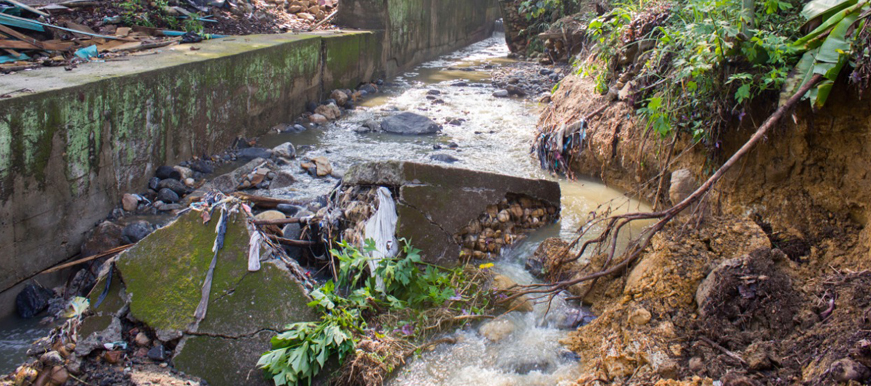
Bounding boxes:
1 34 651 386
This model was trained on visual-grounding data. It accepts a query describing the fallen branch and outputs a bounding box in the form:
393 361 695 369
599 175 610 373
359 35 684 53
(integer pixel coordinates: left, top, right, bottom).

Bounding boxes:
40 244 133 274
266 234 317 247
507 74 824 302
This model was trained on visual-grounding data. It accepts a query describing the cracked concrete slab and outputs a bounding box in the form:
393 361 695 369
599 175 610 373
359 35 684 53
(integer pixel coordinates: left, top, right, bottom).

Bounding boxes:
343 161 561 266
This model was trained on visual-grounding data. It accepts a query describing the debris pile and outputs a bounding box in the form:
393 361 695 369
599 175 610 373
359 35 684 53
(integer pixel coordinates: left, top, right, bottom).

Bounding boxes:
0 0 338 73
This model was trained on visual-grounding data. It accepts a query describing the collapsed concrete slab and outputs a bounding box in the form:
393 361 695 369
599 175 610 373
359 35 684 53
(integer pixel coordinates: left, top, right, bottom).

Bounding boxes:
80 210 316 386
340 161 561 265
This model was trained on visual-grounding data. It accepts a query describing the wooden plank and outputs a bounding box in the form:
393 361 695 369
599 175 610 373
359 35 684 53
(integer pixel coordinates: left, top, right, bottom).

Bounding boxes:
3 0 50 17
0 39 40 49
0 24 44 49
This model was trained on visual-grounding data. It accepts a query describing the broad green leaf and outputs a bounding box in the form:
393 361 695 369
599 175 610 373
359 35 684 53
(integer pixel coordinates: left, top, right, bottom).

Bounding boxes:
815 8 861 64
800 0 857 23
814 79 836 107
780 48 818 105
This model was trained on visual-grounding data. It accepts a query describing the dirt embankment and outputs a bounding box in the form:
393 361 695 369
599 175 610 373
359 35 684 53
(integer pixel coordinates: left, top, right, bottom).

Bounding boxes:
542 75 871 385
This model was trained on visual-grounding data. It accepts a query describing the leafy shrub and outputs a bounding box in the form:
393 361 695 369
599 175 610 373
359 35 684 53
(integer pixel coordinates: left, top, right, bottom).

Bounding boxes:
259 239 479 385
586 0 803 140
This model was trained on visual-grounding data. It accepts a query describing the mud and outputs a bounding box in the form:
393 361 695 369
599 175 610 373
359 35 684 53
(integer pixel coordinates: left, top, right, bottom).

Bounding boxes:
543 72 871 385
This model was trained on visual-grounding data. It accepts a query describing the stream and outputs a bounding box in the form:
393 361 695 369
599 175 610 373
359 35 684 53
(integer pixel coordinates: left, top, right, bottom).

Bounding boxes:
0 32 651 380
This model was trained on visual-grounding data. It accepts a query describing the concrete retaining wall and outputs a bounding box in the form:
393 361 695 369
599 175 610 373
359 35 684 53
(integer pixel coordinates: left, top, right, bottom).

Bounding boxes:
0 0 499 307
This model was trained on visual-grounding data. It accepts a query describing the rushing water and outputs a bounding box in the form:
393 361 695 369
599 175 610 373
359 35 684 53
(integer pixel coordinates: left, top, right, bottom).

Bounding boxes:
260 34 650 384
0 33 651 379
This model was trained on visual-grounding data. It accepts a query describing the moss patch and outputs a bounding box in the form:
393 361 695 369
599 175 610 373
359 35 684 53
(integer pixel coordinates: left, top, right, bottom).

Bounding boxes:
116 211 314 334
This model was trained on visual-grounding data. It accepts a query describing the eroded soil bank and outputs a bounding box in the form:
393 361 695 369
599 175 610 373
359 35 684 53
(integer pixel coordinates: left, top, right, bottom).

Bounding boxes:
542 73 871 385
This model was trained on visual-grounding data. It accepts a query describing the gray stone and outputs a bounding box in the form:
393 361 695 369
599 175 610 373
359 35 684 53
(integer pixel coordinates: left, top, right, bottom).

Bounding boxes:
157 188 180 203
157 179 187 196
430 154 459 163
155 165 181 180
276 204 305 216
81 221 125 257
148 177 160 191
272 142 297 160
209 158 265 193
237 147 273 160
122 220 153 243
270 171 296 189
147 345 167 361
492 90 509 98
16 283 54 318
381 112 442 135
343 162 561 266
189 160 214 174
315 103 342 120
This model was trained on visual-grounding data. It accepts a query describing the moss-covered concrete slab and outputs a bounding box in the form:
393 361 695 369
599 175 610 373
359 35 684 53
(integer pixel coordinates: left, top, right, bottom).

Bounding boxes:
173 333 274 386
116 210 315 336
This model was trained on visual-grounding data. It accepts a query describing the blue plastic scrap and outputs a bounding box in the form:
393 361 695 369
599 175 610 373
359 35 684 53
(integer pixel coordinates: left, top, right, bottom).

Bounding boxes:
74 45 97 60
0 52 28 63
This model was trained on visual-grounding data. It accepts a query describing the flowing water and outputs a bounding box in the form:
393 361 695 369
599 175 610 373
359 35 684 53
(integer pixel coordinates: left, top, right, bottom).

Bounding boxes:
0 33 652 379
258 33 652 385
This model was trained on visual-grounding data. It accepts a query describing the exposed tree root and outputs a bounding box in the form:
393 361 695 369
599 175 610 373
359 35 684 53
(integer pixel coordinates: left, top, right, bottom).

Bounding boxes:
503 74 823 303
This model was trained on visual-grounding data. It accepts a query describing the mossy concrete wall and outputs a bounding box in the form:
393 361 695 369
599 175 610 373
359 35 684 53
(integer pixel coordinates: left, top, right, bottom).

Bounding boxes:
0 0 500 306
337 0 501 75
0 32 379 301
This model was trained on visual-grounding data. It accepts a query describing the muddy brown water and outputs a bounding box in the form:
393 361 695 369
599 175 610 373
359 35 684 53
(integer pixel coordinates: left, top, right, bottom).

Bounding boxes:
0 34 651 379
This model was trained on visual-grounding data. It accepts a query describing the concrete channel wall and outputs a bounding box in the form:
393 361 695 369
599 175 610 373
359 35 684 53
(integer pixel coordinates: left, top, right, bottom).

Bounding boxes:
0 0 499 308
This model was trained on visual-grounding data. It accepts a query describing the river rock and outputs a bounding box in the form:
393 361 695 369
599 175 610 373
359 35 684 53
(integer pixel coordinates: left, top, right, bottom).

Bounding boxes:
122 220 153 243
134 332 151 347
122 193 139 212
148 177 160 191
237 147 273 161
16 283 54 318
493 90 509 98
208 158 265 193
81 221 125 257
255 210 286 221
155 165 181 180
479 318 515 342
174 166 194 180
273 142 297 159
112 211 316 386
492 274 533 312
189 160 214 174
276 204 305 216
315 103 342 120
270 171 296 189
157 188 180 203
430 154 459 163
381 112 442 135
330 90 349 106
147 345 167 361
310 113 328 124
341 161 561 266
158 179 187 196
302 157 332 177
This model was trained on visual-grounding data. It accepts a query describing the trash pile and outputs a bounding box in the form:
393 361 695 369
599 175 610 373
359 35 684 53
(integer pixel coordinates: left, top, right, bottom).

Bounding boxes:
0 0 338 73
532 118 587 176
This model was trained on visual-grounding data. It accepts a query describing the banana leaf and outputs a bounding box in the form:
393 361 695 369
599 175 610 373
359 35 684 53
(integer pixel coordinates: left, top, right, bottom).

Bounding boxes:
780 48 818 105
801 0 857 25
793 1 866 49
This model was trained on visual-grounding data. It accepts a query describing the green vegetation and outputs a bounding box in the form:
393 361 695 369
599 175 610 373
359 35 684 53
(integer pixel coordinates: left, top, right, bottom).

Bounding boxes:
577 0 869 142
118 0 204 32
258 240 491 386
517 0 589 54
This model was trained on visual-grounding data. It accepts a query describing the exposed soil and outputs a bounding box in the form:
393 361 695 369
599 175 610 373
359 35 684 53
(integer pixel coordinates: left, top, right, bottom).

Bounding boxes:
541 70 871 385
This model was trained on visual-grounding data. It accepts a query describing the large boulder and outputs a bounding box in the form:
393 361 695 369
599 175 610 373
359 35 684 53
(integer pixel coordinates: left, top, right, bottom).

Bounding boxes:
342 161 561 266
79 210 319 386
380 112 442 135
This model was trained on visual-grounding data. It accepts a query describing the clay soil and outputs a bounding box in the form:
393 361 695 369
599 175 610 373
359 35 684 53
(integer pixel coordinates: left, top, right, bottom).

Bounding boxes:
540 73 871 385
